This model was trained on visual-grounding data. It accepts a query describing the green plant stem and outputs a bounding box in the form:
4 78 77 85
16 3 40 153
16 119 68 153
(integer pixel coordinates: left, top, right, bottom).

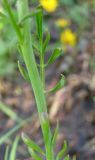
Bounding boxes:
16 0 53 159
3 0 54 158
16 0 46 115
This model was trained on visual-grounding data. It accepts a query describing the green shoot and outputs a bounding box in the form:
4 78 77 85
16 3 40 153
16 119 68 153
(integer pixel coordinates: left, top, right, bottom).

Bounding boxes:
1 0 72 160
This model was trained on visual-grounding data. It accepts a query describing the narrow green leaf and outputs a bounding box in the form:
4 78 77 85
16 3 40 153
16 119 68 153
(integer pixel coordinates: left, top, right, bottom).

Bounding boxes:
56 140 68 160
43 30 50 53
51 122 59 147
46 75 65 93
64 155 70 160
0 102 21 122
9 136 19 160
4 146 9 160
22 133 44 155
18 61 30 82
29 148 42 160
47 48 62 65
36 6 43 41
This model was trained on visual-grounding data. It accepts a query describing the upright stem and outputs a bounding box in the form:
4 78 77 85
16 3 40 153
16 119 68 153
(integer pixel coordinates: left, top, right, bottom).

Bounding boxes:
12 0 53 159
3 0 54 158
16 0 46 114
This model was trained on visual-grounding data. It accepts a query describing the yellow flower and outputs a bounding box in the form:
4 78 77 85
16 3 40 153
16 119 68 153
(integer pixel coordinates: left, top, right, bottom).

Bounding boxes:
60 29 76 46
56 18 70 28
40 0 58 12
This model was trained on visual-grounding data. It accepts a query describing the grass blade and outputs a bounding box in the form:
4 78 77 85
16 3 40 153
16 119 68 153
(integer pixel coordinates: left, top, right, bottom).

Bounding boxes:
4 146 9 160
9 136 19 160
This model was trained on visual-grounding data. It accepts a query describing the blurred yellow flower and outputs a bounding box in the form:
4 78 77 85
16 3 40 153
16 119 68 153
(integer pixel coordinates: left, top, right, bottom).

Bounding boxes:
56 18 70 28
60 29 76 46
40 0 58 12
